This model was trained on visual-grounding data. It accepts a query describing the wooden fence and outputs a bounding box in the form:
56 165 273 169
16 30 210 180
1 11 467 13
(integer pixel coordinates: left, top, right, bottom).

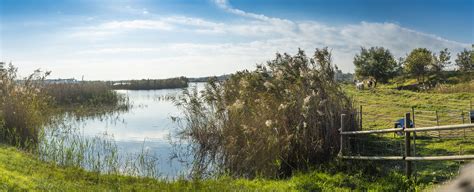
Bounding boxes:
338 113 474 178
355 99 473 132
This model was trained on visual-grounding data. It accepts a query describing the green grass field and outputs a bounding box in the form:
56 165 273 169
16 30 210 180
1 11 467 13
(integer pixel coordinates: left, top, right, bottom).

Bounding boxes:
343 83 474 190
0 144 415 191
1 83 472 191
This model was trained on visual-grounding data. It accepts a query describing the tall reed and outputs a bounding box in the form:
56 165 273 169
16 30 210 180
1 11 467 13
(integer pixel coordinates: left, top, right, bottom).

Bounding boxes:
175 48 356 178
0 63 50 149
39 116 160 178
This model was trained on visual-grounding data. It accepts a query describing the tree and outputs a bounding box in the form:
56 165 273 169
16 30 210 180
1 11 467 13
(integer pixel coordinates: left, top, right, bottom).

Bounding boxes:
431 48 450 81
471 44 474 65
432 48 450 73
405 48 433 82
455 48 473 72
395 57 405 76
353 47 397 83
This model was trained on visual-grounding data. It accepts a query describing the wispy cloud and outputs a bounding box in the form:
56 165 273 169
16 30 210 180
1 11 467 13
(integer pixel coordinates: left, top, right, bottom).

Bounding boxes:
14 0 470 79
100 20 173 30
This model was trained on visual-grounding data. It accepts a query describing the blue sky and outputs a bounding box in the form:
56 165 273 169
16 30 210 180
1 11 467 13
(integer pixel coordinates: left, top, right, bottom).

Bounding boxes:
0 0 472 80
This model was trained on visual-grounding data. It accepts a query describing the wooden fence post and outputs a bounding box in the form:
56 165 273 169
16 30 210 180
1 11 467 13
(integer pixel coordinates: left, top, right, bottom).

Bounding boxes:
470 100 472 111
359 105 363 130
405 112 412 179
436 110 440 138
339 114 347 157
461 110 470 139
412 107 417 158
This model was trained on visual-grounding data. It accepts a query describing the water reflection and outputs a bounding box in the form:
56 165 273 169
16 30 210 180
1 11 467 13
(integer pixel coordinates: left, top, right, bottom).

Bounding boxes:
43 83 205 178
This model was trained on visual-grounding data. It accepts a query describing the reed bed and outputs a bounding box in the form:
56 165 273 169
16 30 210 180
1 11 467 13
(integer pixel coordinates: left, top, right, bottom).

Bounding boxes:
39 117 160 178
1 63 159 179
174 48 356 178
43 82 123 106
112 77 188 90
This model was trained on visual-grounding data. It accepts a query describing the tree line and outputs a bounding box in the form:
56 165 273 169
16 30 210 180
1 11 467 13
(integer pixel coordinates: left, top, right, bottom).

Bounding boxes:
354 46 473 83
110 77 188 90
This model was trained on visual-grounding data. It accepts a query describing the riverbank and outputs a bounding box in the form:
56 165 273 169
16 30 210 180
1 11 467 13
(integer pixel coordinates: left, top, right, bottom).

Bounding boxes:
1 144 416 191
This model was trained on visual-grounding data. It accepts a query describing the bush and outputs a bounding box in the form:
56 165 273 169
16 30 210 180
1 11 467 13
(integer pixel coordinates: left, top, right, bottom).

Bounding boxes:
175 48 356 178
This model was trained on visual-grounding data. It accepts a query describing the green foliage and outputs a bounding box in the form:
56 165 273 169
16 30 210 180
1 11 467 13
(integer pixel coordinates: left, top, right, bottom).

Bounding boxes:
0 63 50 149
112 77 188 90
405 48 433 82
353 46 398 83
455 48 473 72
176 48 355 178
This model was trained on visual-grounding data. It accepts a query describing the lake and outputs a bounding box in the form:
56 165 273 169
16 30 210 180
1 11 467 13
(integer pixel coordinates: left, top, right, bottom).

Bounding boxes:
42 83 206 178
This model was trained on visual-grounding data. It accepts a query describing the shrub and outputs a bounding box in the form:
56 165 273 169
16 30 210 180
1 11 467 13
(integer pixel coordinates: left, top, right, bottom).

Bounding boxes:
175 48 356 178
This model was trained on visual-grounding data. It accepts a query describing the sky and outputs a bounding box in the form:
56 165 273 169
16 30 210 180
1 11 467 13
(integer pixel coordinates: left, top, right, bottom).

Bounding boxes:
0 0 472 80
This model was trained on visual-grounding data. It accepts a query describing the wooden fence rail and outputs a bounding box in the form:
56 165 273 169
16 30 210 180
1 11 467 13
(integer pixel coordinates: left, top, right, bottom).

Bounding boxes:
338 112 474 178
340 123 474 135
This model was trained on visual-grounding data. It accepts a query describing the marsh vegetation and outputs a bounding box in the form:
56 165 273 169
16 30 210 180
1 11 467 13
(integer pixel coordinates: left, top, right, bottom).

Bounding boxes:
111 77 188 90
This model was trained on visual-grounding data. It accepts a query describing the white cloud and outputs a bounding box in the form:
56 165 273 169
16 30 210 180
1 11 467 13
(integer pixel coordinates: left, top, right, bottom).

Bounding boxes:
17 0 470 79
100 20 174 30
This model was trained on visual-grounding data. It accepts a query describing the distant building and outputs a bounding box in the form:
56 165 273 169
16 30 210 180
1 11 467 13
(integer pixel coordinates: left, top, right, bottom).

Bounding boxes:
112 82 131 86
44 78 78 84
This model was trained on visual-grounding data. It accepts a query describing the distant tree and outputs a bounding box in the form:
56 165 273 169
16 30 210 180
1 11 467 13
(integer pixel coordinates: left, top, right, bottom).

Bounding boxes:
405 48 433 83
431 48 451 81
353 47 397 83
432 48 450 73
455 48 473 72
471 44 474 64
395 57 405 76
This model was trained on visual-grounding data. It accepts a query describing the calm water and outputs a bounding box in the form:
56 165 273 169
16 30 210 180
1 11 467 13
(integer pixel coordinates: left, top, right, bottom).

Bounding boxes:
55 83 205 177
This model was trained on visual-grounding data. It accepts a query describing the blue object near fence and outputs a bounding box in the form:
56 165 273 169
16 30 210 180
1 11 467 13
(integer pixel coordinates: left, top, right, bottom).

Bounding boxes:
394 118 414 128
393 118 413 136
